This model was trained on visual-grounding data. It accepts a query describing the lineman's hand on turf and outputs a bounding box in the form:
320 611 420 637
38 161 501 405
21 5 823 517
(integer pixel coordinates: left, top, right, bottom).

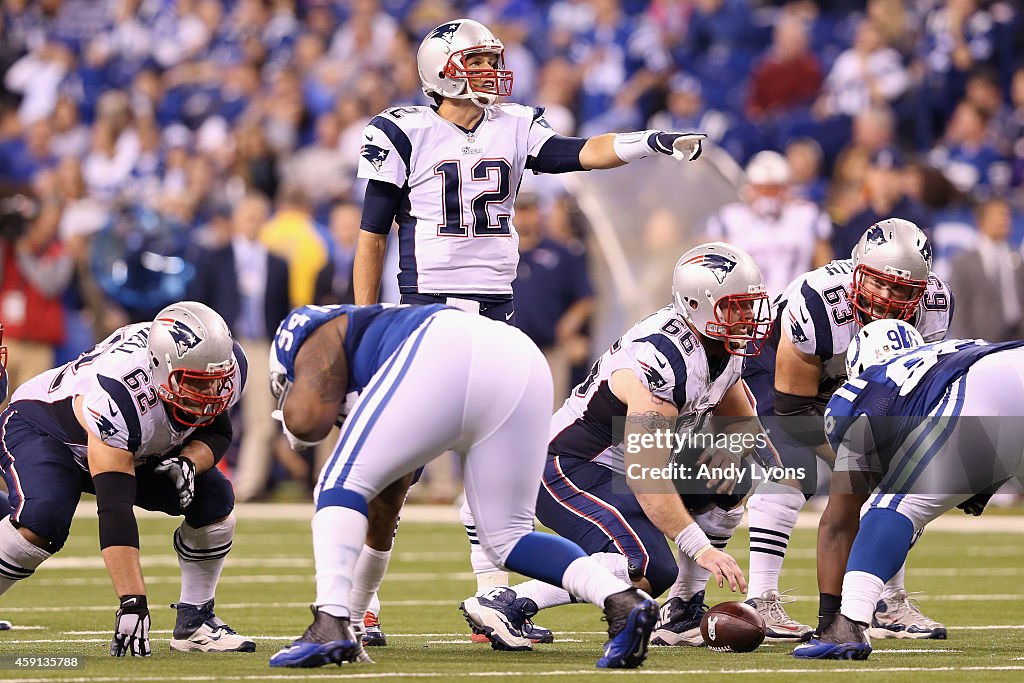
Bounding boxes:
110 595 151 657
696 549 747 593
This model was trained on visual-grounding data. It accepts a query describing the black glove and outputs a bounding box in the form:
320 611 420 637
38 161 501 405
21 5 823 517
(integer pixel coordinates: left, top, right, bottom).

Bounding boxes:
957 491 994 516
155 455 196 508
111 594 151 657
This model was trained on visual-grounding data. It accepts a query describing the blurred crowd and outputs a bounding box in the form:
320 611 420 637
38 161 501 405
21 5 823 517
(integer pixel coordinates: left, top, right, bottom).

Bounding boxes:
1 0 1024 502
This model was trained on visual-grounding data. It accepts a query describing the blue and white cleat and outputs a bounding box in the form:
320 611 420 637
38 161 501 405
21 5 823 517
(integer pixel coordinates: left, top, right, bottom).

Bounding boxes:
270 607 365 668
869 591 947 640
460 588 537 651
596 587 658 669
650 591 708 646
792 614 872 660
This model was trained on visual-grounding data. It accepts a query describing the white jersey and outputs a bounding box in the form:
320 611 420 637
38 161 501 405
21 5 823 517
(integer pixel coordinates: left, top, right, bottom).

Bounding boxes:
10 323 246 470
549 305 744 474
704 200 832 298
357 103 558 295
778 259 953 397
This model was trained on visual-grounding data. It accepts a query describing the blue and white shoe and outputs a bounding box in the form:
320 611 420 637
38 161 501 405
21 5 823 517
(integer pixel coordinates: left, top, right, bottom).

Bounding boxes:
792 614 872 660
650 591 708 646
597 587 658 669
869 591 947 640
460 588 537 651
270 607 364 668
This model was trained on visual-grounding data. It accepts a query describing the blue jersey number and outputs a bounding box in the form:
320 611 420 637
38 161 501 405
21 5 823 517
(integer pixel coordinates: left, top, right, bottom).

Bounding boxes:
434 159 513 237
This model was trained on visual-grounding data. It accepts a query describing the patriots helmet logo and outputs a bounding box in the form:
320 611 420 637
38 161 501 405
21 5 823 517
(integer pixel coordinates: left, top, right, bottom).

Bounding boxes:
685 253 737 285
919 236 933 265
158 318 202 358
360 144 390 172
863 225 888 252
789 317 809 344
638 360 667 390
89 409 119 441
428 22 462 44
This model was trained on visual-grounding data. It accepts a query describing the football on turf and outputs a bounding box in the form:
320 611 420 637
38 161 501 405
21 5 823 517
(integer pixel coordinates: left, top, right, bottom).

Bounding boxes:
700 601 766 652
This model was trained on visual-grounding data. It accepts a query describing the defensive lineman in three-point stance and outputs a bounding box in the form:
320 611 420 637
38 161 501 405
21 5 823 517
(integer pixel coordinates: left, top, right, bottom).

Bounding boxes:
739 219 952 641
266 304 658 669
795 319 1024 659
0 302 255 655
351 17 706 643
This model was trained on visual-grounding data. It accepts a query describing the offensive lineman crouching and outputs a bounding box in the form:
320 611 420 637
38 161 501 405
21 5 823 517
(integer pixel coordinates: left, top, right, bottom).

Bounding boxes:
0 302 255 655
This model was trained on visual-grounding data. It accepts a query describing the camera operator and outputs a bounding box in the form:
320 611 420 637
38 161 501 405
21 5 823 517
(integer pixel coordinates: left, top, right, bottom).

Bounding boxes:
0 196 72 404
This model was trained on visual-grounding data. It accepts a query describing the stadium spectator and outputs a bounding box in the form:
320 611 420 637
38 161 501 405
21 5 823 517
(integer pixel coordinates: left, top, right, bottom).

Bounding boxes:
815 19 909 119
315 201 360 307
746 14 822 122
281 112 351 215
512 192 594 406
188 192 290 502
929 100 1007 199
948 199 1024 342
0 201 72 402
785 137 827 205
259 184 328 308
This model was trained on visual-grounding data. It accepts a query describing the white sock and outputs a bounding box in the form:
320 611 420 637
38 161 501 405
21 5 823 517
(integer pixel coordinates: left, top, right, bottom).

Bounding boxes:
746 481 804 600
0 518 50 596
514 552 628 609
349 546 391 623
669 506 744 600
881 562 907 599
367 591 382 618
313 506 369 618
174 514 235 605
460 499 508 592
560 556 632 608
841 571 885 624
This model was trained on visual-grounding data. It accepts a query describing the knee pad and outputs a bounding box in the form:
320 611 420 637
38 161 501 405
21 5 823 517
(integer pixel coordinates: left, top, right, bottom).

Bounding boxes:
186 469 235 528
174 513 236 562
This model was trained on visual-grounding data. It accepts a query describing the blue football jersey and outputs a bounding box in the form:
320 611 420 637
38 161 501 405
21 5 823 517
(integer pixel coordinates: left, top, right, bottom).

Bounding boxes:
825 339 1024 458
271 303 450 395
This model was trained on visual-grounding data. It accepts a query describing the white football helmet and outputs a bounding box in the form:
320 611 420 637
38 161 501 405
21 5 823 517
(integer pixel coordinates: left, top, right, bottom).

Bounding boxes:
148 301 237 426
672 242 773 356
845 318 924 381
417 19 512 107
849 218 932 324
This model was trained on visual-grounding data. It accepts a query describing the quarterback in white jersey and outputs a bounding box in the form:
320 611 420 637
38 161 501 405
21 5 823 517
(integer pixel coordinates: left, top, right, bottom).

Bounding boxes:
353 18 706 322
0 302 255 656
462 243 778 649
740 219 953 642
704 151 833 297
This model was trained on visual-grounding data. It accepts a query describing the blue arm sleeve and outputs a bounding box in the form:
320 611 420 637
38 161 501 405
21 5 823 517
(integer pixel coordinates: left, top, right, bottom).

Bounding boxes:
360 179 404 234
527 136 588 174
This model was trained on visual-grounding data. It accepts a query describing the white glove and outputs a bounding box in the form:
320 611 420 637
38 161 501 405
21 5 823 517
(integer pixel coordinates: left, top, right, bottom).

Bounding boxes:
154 455 196 508
271 409 325 451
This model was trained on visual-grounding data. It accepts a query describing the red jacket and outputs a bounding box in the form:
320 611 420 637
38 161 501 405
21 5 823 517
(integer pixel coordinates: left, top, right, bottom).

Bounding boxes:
0 241 67 345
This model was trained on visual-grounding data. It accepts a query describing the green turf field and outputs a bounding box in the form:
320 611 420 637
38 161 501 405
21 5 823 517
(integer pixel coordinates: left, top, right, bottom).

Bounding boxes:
2 508 1023 682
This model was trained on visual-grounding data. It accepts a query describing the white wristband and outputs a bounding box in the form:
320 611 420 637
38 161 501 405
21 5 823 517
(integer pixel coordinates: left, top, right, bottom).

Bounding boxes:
271 410 325 450
613 130 657 163
674 522 713 560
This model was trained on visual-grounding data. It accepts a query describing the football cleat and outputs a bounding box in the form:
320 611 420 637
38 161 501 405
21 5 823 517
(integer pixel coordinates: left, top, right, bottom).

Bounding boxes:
170 600 256 652
0 619 10 630
269 606 366 668
869 591 947 640
745 590 813 643
361 611 387 647
597 587 658 669
650 591 708 646
470 616 553 644
460 588 537 651
792 613 872 660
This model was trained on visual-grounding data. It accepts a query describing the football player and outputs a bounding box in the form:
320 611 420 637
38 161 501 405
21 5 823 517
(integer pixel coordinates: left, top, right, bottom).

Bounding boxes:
0 324 10 630
458 242 775 649
794 320 1024 659
0 303 255 655
352 17 705 641
740 219 952 641
266 304 658 669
